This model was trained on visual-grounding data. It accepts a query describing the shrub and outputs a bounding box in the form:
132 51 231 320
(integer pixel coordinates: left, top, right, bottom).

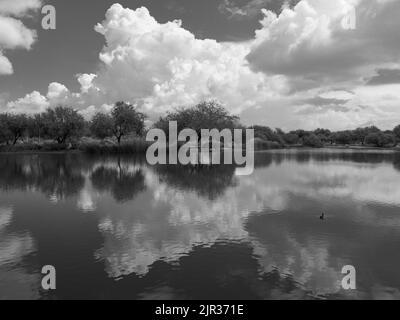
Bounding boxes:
303 134 323 148
364 132 396 147
80 139 150 154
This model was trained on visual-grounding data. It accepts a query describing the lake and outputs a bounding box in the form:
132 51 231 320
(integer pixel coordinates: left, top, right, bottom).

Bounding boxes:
1 149 400 300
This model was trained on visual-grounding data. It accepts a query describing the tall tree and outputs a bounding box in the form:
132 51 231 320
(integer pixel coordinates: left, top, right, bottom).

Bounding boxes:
0 114 12 145
364 132 395 147
394 125 400 143
42 106 85 144
90 113 114 139
5 114 28 145
154 101 240 138
111 102 146 144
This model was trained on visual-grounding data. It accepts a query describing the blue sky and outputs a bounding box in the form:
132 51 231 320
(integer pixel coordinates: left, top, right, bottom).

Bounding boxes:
0 0 287 99
1 0 400 130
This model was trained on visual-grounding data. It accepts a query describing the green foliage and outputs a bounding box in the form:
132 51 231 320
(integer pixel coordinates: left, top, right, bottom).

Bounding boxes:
394 125 400 142
80 139 150 154
154 101 240 136
111 102 146 144
41 106 85 144
250 125 284 146
303 134 323 148
333 131 352 145
364 132 396 147
0 114 12 144
90 113 114 139
253 138 283 150
0 100 399 153
0 113 28 145
282 133 300 145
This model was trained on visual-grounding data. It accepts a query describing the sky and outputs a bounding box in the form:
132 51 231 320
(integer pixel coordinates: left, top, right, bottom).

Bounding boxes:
0 0 400 130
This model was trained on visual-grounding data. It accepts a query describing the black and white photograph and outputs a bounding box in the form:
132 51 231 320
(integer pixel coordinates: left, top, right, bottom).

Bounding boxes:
1 0 400 306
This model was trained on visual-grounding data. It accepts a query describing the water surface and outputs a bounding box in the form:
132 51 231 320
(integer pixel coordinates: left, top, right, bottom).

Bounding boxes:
1 149 400 299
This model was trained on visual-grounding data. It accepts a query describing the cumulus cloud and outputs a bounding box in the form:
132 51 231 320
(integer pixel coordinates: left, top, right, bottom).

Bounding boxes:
4 4 283 119
77 73 97 93
0 0 41 17
3 1 400 130
90 4 283 116
247 0 400 83
0 52 12 74
218 0 300 20
6 90 49 114
0 0 41 75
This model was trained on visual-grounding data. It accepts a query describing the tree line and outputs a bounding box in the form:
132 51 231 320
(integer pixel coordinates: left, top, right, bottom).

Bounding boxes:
0 102 145 146
0 100 399 148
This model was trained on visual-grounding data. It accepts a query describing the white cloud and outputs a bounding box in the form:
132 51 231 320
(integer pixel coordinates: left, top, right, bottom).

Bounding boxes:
0 52 12 74
0 16 36 50
0 0 41 75
90 4 281 116
6 90 49 114
247 0 400 83
0 0 42 17
77 73 97 93
3 1 400 130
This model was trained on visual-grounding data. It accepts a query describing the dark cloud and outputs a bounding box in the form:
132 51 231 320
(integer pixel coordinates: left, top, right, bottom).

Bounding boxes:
366 69 400 86
302 96 350 107
295 104 353 116
246 0 400 85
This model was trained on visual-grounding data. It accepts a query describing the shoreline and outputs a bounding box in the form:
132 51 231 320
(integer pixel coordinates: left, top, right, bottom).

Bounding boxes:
1 145 399 155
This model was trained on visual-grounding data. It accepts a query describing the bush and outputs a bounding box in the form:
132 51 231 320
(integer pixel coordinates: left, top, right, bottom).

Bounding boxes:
0 142 41 153
282 133 300 145
364 132 396 147
41 106 85 144
80 139 150 154
303 134 323 148
253 138 283 150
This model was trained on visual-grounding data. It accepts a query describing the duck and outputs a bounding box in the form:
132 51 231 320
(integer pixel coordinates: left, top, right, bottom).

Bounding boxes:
320 213 325 220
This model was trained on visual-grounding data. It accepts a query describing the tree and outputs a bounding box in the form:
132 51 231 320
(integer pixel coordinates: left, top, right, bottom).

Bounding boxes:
282 133 299 145
394 125 400 143
291 130 307 139
2 114 28 145
364 132 395 147
111 102 146 144
42 106 85 144
90 113 114 139
333 131 352 145
26 114 46 142
249 126 283 145
303 133 323 148
0 114 12 144
314 128 332 144
154 101 240 137
352 126 380 145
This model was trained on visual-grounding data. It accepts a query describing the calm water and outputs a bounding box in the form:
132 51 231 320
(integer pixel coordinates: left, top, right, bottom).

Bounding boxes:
1 149 400 300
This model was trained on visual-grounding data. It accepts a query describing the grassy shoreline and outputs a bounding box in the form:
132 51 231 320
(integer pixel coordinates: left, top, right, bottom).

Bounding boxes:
1 139 399 154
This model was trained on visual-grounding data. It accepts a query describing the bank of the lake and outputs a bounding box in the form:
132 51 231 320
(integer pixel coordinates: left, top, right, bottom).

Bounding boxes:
1 140 399 154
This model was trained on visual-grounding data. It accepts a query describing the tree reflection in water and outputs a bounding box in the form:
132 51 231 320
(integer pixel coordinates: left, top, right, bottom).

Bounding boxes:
2 151 400 299
0 154 85 200
91 158 146 203
154 163 237 200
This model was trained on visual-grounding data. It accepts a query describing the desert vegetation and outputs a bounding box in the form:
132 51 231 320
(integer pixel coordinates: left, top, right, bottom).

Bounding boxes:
0 100 399 153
